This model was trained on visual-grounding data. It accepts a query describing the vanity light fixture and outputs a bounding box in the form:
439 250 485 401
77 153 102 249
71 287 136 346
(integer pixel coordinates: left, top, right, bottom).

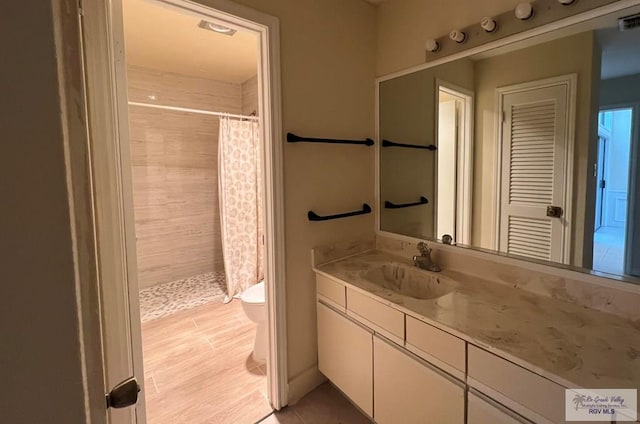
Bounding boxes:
198 20 237 36
425 39 440 52
515 2 534 20
449 30 466 43
481 17 498 32
558 0 576 4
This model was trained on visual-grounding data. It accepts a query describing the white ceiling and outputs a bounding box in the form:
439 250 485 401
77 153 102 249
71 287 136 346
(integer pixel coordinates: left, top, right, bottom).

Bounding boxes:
123 0 258 82
598 26 640 80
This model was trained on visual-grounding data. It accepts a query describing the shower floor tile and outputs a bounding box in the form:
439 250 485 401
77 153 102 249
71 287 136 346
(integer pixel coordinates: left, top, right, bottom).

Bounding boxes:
139 271 227 322
142 299 271 424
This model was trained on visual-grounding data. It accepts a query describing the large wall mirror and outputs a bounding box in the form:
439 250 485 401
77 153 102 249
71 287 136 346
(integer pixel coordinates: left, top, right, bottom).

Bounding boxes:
378 4 640 282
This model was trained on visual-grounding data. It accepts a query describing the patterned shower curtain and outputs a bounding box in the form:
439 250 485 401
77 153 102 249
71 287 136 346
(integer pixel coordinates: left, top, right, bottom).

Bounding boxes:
218 116 264 301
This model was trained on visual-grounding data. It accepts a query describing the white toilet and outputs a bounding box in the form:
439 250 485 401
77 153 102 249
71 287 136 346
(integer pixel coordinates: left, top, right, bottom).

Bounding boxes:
241 280 267 363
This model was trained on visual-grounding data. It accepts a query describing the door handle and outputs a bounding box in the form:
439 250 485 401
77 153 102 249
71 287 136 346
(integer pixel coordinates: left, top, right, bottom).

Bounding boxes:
546 206 563 218
106 377 140 409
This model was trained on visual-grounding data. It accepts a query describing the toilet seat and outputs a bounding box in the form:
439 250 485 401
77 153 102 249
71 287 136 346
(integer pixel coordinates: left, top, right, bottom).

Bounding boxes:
241 280 264 305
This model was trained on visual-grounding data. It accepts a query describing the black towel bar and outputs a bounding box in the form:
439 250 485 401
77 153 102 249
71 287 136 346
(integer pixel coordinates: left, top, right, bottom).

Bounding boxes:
384 196 429 209
308 204 372 221
382 139 437 151
288 132 374 146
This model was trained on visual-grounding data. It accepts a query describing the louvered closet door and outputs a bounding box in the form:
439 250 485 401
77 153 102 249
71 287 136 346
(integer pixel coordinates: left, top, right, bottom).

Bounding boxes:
499 84 569 263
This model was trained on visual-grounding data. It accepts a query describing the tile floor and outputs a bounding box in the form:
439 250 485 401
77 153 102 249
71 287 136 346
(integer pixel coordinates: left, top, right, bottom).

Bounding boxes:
258 383 372 424
593 226 625 274
141 299 271 424
139 272 227 322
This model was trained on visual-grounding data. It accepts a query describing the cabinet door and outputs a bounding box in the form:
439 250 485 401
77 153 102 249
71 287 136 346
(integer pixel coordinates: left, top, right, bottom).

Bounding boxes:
468 391 530 424
317 302 373 416
374 335 464 424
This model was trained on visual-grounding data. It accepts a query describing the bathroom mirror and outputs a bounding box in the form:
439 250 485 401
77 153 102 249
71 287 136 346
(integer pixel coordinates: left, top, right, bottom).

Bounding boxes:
378 4 640 281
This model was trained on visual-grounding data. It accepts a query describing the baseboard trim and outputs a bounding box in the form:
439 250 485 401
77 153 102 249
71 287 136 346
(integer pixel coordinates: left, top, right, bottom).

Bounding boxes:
287 365 326 404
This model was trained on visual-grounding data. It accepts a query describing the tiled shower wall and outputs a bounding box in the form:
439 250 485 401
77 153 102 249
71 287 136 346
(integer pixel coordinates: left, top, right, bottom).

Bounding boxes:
127 66 258 288
241 75 259 116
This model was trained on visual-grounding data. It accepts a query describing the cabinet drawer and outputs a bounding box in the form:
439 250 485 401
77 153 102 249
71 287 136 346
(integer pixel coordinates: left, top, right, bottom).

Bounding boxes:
468 391 531 424
316 274 345 309
346 288 404 342
405 316 465 375
468 345 565 423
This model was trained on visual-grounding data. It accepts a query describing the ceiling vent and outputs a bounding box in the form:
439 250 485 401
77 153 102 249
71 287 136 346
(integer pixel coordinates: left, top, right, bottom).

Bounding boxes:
618 13 640 31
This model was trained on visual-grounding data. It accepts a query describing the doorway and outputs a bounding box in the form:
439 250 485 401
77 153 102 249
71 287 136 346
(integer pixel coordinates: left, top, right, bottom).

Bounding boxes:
123 0 272 421
435 82 474 245
593 108 633 275
80 0 286 422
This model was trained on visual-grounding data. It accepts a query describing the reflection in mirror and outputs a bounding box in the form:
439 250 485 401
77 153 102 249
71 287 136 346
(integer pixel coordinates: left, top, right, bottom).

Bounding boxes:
378 6 640 281
436 84 473 245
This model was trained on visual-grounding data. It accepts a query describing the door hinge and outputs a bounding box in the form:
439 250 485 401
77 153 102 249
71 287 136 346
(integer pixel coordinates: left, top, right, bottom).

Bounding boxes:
78 0 84 16
600 179 606 189
501 111 506 123
106 377 140 409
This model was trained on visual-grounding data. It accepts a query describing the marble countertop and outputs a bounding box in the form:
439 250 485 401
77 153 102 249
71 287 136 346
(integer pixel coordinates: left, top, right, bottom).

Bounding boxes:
314 249 640 390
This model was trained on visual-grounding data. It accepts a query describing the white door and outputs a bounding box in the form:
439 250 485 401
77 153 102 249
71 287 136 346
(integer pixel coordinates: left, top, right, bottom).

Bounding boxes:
81 1 147 423
499 79 573 263
317 302 373 417
437 100 458 240
595 133 607 231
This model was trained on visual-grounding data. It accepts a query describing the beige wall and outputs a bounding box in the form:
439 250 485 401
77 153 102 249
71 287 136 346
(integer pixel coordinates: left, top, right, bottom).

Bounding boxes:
472 32 600 268
379 59 474 239
127 66 259 287
1 1 87 422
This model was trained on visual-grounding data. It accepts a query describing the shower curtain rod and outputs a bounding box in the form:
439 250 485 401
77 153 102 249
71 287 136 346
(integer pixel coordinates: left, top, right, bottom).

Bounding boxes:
128 101 259 120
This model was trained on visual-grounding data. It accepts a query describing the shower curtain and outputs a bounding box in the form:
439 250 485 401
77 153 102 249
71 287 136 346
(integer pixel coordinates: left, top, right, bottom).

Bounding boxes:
218 116 264 302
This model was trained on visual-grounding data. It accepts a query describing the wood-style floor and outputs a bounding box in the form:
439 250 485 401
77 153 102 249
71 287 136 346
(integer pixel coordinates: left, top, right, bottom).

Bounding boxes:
141 299 272 424
141 298 371 424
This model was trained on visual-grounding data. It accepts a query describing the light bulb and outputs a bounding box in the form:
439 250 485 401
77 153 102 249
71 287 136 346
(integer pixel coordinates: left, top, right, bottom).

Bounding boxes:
515 2 534 20
449 30 466 43
481 17 497 32
425 39 440 52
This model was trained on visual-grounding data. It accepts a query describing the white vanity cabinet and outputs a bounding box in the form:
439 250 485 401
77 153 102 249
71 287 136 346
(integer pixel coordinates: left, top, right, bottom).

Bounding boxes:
373 335 465 424
314 273 585 424
316 301 373 416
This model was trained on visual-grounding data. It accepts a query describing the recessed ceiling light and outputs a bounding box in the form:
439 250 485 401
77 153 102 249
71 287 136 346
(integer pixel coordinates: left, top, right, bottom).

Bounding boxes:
198 20 237 36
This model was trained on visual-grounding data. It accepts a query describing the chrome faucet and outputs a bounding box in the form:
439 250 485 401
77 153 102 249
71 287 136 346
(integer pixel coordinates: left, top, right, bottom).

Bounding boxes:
413 242 441 272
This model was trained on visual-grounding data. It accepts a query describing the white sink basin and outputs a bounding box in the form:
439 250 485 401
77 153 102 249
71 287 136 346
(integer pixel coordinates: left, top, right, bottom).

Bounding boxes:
363 263 456 300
